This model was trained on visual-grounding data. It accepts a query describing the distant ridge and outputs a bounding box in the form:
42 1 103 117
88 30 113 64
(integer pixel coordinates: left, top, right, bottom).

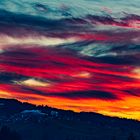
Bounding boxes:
0 98 140 140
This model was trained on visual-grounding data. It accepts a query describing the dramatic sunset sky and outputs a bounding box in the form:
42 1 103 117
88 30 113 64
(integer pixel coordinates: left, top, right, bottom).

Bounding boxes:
0 0 140 120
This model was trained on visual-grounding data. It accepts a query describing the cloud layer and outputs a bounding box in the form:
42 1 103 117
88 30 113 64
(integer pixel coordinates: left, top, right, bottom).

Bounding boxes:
0 1 140 120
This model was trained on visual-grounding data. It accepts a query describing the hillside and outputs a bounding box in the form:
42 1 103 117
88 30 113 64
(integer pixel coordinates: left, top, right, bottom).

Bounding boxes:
0 98 140 140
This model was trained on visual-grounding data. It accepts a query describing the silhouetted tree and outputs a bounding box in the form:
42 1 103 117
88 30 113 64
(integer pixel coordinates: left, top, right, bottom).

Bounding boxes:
0 125 21 140
128 132 136 140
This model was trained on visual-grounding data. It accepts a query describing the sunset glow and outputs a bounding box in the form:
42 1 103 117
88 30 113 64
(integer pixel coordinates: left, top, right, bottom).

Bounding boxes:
0 0 140 121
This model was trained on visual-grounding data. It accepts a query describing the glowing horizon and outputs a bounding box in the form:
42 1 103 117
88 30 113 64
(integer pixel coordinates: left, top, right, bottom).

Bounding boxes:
0 0 140 120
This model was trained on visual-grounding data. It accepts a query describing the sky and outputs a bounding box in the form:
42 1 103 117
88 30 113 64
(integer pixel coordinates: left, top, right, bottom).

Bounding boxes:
0 0 140 120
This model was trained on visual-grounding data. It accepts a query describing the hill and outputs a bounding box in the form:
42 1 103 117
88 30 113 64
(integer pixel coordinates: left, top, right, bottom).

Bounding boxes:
0 98 140 140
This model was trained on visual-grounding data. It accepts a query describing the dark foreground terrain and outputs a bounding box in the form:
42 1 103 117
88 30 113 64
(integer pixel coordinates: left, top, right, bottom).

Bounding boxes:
0 98 139 140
